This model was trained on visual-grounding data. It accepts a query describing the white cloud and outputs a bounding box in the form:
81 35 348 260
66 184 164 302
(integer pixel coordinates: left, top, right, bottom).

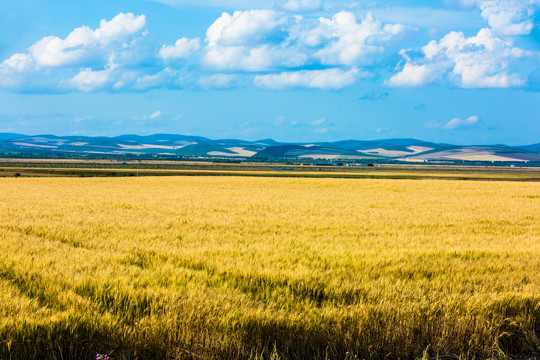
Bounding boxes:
198 74 239 89
311 118 326 126
0 53 38 89
133 110 163 120
254 67 363 89
206 10 286 46
461 0 538 36
480 1 534 35
149 110 162 119
204 43 307 71
69 67 114 92
66 62 180 92
159 38 201 60
387 63 445 87
294 12 405 66
0 13 152 92
444 115 480 129
202 10 404 72
0 8 410 92
282 0 322 12
30 13 146 67
203 10 299 71
133 67 179 90
1 53 35 72
389 28 528 88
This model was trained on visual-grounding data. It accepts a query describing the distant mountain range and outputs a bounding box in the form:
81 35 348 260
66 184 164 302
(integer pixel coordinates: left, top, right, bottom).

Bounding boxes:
1 133 539 163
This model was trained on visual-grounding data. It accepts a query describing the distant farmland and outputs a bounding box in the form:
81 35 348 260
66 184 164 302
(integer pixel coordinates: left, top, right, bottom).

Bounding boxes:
1 176 539 359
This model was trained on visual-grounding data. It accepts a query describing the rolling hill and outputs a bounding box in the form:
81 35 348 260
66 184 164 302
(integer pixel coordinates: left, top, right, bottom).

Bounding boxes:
1 133 539 163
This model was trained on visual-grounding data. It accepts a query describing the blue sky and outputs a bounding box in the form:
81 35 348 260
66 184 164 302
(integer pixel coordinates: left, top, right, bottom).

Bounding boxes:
0 0 539 145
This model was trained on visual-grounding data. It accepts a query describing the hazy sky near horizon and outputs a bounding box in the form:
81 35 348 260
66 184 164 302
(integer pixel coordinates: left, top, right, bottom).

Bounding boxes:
0 0 539 144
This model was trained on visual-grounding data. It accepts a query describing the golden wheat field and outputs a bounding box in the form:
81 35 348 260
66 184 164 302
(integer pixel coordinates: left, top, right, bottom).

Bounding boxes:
0 176 539 360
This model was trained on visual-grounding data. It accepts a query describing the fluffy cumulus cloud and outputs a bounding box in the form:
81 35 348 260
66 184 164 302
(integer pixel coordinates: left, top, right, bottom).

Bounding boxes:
388 28 528 88
0 13 152 92
388 63 444 87
68 66 116 92
18 3 540 93
30 13 146 67
204 43 306 72
3 0 540 95
444 115 480 129
1 53 35 72
0 53 37 89
461 0 539 36
254 67 363 90
206 10 287 46
299 12 405 66
0 7 407 92
159 38 201 61
202 9 297 71
201 9 405 74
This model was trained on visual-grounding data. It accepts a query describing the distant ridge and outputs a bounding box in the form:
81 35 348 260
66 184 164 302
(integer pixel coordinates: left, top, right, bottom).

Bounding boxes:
517 143 540 153
0 133 27 141
0 133 539 163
